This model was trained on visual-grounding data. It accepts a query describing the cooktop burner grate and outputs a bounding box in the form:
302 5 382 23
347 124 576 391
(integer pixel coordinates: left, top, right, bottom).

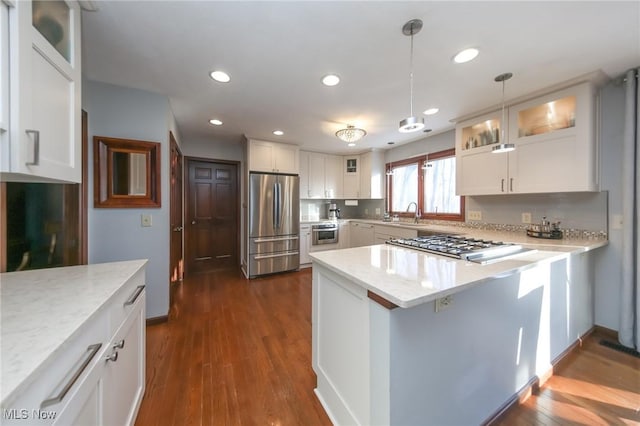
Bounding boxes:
386 235 533 264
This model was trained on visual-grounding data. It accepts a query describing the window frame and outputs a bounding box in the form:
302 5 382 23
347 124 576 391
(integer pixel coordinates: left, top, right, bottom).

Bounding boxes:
386 148 465 222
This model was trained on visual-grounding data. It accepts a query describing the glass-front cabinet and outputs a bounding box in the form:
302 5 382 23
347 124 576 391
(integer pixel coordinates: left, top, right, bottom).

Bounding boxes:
456 81 598 196
1 0 82 183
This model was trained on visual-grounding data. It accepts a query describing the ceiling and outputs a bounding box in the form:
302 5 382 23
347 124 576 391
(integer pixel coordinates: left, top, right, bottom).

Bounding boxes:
81 1 640 155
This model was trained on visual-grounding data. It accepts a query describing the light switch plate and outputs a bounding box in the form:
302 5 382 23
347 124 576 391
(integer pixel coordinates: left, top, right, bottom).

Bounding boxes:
521 212 532 224
141 214 152 227
611 214 623 230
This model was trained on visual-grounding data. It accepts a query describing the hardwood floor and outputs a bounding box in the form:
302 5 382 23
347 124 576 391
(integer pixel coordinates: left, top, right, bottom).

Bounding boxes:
493 329 640 425
136 268 640 426
135 268 331 426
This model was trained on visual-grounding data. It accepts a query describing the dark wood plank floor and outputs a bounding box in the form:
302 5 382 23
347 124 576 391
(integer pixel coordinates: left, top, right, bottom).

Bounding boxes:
135 267 331 426
136 268 640 426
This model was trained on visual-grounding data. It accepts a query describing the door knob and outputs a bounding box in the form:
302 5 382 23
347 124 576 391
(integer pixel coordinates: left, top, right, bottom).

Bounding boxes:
173 226 183 232
191 220 196 225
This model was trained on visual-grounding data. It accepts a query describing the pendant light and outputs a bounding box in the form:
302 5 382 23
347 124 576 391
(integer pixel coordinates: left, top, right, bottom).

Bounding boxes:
492 72 515 153
399 19 425 133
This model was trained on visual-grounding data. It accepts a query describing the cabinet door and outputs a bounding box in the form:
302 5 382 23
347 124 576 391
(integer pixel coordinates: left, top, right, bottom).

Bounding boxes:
456 148 508 195
338 221 350 249
343 156 360 198
308 152 325 198
508 82 597 193
350 222 374 247
300 226 311 264
299 151 310 198
249 140 275 172
324 154 343 199
6 0 82 183
359 151 384 199
103 291 146 426
273 144 299 174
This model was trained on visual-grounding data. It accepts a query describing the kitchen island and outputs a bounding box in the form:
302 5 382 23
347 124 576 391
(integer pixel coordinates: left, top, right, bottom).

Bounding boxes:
1 260 147 425
310 234 605 425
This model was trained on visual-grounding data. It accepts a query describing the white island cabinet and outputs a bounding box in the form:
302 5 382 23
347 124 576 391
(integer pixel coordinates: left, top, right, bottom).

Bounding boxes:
0 260 147 426
310 237 604 425
1 0 82 183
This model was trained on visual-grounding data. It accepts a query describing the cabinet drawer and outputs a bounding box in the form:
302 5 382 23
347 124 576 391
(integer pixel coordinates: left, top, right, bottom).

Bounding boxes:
109 268 146 334
1 310 109 425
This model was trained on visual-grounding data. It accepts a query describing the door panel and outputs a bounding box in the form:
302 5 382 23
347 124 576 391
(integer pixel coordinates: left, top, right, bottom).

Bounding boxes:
169 134 183 284
186 159 238 273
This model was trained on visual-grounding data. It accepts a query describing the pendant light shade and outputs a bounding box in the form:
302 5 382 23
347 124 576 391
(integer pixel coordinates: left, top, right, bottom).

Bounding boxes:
492 72 514 154
399 19 425 133
335 125 367 143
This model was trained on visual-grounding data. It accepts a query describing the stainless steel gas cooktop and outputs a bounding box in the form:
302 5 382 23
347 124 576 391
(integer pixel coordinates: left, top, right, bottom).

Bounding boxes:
386 235 534 264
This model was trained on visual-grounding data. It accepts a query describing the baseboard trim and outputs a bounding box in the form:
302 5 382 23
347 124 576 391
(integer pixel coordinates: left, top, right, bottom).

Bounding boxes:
594 324 618 340
146 315 168 326
483 326 596 425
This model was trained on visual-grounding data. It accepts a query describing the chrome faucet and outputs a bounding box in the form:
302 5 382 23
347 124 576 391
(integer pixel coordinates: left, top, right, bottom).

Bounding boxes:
406 202 420 223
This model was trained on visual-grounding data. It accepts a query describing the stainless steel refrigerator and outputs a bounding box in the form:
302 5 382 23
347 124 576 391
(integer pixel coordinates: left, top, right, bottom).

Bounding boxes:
248 172 300 278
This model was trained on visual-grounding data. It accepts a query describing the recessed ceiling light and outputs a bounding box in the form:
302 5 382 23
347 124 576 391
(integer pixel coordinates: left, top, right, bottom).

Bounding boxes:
347 142 356 147
273 130 284 136
387 141 395 145
210 70 230 83
322 74 340 86
209 119 223 126
423 107 439 115
453 48 479 64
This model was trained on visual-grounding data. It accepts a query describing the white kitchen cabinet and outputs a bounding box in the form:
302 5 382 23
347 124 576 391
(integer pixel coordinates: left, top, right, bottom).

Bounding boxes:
0 262 146 426
456 82 598 195
299 151 343 199
349 222 375 247
343 156 360 198
338 220 350 249
103 285 146 426
300 224 312 266
359 151 384 199
373 224 418 244
1 0 82 183
248 139 299 174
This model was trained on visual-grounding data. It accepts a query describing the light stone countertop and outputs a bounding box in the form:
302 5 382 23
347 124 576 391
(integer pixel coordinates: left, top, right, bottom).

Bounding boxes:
0 259 148 405
309 227 606 309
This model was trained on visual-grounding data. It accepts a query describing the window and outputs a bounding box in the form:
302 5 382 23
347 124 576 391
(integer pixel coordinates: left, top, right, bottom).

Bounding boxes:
387 148 464 221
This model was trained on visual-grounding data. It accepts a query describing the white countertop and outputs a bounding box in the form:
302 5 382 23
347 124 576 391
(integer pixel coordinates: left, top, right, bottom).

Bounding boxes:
0 259 148 405
309 229 606 309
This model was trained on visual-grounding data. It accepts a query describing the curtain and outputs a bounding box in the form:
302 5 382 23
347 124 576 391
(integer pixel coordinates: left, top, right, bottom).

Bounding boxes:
620 68 640 349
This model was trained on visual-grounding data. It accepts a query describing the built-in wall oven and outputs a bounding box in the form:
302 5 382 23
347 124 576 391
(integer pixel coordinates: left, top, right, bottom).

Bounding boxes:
312 223 338 245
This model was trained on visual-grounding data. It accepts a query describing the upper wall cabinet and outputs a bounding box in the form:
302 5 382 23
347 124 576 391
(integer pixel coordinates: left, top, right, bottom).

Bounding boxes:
1 0 82 183
456 82 599 195
299 151 343 199
247 139 299 174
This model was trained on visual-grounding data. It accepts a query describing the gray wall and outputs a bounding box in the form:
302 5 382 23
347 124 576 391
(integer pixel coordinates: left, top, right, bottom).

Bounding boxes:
83 80 172 319
181 138 243 162
385 129 455 164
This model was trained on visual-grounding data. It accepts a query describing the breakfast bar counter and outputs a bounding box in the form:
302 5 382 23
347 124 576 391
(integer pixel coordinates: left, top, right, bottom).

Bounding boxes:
310 236 605 425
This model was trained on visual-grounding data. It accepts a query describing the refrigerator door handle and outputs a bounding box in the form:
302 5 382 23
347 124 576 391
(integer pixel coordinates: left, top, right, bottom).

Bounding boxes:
275 181 282 229
272 181 279 229
254 251 299 260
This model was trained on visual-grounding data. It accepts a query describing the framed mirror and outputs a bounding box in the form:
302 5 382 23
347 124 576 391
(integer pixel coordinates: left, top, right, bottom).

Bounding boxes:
94 136 161 208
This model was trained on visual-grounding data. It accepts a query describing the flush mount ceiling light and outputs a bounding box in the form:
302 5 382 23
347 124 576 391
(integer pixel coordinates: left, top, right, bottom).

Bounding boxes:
492 72 515 154
322 74 340 86
209 119 223 126
399 19 425 133
210 70 230 83
347 143 356 147
335 125 367 143
423 107 439 115
453 48 479 64
272 130 284 136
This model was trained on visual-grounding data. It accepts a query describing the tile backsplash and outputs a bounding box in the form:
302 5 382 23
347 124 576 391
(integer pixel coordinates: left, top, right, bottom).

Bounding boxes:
301 199 385 221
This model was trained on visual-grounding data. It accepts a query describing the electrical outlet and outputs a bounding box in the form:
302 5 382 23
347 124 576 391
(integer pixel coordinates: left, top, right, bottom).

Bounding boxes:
141 214 152 227
364 208 368 215
435 295 453 313
468 211 482 221
375 208 381 215
522 212 532 224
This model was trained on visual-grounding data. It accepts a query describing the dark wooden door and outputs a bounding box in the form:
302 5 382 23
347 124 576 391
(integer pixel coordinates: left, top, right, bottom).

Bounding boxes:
186 159 238 274
169 133 183 283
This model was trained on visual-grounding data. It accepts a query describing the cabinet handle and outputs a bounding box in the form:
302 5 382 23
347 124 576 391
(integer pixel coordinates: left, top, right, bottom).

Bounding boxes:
501 179 505 192
41 343 102 408
25 129 40 166
113 339 125 350
510 178 514 192
105 351 118 362
124 285 145 307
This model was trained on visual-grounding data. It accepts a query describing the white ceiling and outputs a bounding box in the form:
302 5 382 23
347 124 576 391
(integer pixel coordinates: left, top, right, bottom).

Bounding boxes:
81 1 640 155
